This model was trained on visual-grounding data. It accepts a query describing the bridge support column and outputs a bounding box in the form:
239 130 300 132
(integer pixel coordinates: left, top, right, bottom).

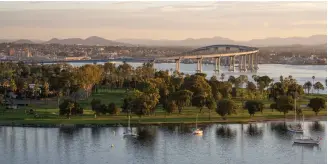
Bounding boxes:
228 56 232 71
247 54 251 72
255 53 259 70
239 56 242 71
250 53 254 72
175 59 180 73
244 55 247 72
214 57 220 73
196 58 203 73
232 56 235 72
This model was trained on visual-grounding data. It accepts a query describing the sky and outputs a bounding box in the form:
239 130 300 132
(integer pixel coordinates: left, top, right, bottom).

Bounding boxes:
0 1 326 41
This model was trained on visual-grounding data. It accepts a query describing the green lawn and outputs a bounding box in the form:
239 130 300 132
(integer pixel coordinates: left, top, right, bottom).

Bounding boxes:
0 90 326 126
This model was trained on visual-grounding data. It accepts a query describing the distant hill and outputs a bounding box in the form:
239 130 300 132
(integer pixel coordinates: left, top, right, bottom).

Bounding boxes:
117 35 327 47
0 35 326 47
13 39 35 44
44 36 132 46
117 36 237 47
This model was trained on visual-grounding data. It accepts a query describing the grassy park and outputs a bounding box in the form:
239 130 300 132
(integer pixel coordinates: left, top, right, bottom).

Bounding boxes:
0 62 326 127
0 89 326 127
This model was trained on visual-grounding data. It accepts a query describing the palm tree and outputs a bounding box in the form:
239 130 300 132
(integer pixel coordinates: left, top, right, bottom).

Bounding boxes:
303 81 312 94
220 73 225 82
312 76 315 94
313 82 324 94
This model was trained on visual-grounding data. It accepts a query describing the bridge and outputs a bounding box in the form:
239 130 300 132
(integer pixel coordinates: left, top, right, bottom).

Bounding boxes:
155 44 259 73
0 44 259 73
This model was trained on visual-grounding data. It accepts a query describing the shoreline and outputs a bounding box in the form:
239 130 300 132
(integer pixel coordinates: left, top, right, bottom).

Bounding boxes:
0 115 325 128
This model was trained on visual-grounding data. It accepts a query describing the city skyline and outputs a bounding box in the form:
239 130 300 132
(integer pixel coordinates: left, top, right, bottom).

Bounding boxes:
0 1 326 41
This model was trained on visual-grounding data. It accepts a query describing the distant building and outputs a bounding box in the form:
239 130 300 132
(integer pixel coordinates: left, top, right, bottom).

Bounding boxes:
8 48 15 56
64 56 91 60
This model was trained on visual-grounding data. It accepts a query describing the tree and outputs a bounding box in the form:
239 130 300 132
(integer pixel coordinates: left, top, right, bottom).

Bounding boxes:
244 100 264 116
59 99 83 119
303 81 312 94
192 93 207 113
43 81 50 104
308 98 326 115
75 64 104 97
256 75 273 91
208 77 223 101
313 82 324 93
164 100 177 114
216 99 236 120
182 74 212 110
246 81 257 92
238 75 248 87
228 76 236 85
91 98 102 114
276 96 293 117
206 97 217 120
10 79 17 92
270 103 277 112
220 73 225 81
168 90 193 114
108 103 120 115
312 76 315 94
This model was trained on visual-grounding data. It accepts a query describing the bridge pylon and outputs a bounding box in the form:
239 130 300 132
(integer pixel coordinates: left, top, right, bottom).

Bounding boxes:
196 57 203 73
213 57 220 73
175 58 181 73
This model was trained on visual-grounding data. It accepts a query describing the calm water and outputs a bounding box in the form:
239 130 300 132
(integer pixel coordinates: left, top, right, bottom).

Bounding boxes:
0 121 326 164
69 62 327 94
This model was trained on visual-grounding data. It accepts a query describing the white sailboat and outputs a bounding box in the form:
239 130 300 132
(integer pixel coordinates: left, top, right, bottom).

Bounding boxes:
193 114 203 135
293 136 321 145
293 114 321 145
287 95 304 133
123 115 138 137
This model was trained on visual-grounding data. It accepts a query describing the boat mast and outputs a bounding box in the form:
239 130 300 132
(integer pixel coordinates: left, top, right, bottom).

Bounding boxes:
196 114 198 129
302 114 305 128
294 92 296 123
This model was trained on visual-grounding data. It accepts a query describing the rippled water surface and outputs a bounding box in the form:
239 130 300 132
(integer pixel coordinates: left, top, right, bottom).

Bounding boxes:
0 121 326 164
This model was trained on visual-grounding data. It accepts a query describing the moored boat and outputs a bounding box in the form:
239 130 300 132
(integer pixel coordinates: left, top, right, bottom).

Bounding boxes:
192 114 203 135
293 136 321 145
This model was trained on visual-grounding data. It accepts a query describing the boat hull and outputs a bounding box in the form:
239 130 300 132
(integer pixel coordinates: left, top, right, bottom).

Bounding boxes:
287 127 303 133
293 139 319 145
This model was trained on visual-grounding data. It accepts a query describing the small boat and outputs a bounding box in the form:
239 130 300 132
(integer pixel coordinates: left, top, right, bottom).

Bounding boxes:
287 124 303 133
293 136 321 145
123 115 138 138
192 114 203 135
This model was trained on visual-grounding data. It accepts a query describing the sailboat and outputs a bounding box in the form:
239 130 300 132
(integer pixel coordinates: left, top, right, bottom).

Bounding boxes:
123 115 138 137
192 114 203 135
293 114 321 145
287 95 304 133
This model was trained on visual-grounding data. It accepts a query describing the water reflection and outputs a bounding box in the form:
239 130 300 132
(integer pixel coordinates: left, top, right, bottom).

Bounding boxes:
216 125 236 138
177 124 192 134
270 122 293 140
245 124 263 137
164 124 178 134
136 126 157 142
58 127 83 139
309 121 325 132
271 122 288 132
0 121 326 164
292 143 321 151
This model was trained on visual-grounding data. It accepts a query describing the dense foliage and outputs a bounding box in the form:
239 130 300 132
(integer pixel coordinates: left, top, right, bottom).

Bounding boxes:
0 61 325 119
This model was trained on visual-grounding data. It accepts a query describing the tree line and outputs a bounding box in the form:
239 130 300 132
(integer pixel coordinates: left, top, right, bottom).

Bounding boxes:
0 61 326 119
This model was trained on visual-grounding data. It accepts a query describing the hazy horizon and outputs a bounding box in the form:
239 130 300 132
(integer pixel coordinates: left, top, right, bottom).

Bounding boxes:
0 1 326 41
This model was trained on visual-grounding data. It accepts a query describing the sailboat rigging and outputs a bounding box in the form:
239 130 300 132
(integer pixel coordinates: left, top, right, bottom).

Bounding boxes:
193 114 203 135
